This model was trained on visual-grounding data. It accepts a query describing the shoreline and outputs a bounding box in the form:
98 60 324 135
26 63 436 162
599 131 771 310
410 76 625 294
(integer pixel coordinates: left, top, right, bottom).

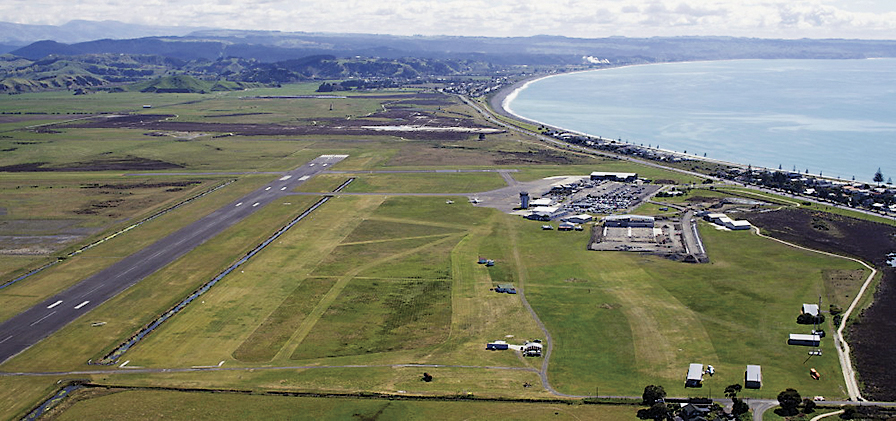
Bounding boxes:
488 67 758 173
487 61 892 183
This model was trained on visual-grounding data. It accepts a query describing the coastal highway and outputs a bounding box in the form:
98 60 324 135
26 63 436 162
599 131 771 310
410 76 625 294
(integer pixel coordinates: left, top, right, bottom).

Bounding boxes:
0 154 347 365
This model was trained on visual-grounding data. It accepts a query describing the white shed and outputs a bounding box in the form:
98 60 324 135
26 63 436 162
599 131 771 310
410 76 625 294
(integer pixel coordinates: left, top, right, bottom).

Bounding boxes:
686 363 704 387
745 365 762 389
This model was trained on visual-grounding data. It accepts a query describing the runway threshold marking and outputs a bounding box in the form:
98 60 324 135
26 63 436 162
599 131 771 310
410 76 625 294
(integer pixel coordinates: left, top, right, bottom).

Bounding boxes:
235 202 243 207
252 202 260 207
47 300 63 309
265 187 271 191
74 301 89 309
30 311 56 326
298 175 310 181
280 187 287 190
279 175 292 181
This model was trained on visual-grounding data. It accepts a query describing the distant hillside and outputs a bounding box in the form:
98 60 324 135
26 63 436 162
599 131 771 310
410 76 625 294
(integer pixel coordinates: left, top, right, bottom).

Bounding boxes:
4 22 896 94
129 75 255 93
0 20 204 46
0 50 493 93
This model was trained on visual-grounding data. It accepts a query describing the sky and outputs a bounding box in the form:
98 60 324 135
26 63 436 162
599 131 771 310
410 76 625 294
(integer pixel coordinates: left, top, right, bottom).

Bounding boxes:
2 0 896 40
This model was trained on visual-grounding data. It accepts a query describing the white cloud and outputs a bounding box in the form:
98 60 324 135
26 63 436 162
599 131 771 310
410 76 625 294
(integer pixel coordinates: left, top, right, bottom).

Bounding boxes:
1 0 895 39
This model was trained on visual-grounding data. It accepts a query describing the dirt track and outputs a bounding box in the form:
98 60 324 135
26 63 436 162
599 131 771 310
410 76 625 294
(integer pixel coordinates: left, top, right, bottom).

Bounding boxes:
66 105 501 141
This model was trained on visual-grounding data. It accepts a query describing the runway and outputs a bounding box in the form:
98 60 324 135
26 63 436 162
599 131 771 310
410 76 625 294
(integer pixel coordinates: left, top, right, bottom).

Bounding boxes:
0 155 347 365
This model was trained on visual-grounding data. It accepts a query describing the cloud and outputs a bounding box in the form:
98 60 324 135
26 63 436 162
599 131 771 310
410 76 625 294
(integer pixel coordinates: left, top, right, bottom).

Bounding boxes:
0 0 895 39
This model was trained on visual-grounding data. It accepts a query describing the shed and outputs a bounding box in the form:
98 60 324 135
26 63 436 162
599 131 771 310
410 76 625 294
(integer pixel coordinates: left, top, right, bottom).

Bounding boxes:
802 304 820 317
558 222 575 231
788 334 821 347
495 284 517 294
745 365 762 389
522 340 543 357
486 341 509 350
686 363 704 387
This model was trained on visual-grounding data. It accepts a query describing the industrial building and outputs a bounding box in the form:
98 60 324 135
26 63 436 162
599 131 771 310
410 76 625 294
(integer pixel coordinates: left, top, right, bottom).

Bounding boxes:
745 365 762 389
590 171 638 182
562 214 593 224
702 212 751 230
603 214 655 228
686 363 704 387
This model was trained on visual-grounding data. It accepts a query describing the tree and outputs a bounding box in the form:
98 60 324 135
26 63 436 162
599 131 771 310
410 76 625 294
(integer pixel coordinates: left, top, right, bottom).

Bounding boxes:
642 384 666 405
724 383 742 398
777 388 802 416
732 398 750 416
874 168 884 185
801 398 817 414
636 403 670 421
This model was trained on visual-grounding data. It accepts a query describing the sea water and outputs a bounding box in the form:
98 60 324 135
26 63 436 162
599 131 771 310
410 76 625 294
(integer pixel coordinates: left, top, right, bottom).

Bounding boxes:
506 59 896 183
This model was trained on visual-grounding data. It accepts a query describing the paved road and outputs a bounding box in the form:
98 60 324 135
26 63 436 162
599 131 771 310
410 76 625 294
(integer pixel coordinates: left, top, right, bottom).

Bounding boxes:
0 155 348 365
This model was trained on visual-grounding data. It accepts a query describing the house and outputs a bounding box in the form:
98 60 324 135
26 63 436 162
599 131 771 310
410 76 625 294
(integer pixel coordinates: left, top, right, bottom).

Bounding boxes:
686 363 704 387
745 365 762 389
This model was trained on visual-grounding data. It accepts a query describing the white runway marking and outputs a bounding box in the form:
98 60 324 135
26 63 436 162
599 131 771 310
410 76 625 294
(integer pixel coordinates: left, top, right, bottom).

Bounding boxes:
0 335 13 344
235 202 243 207
298 175 310 181
279 175 292 181
280 187 287 190
74 301 89 309
47 300 63 309
30 311 56 326
265 187 271 191
252 202 260 207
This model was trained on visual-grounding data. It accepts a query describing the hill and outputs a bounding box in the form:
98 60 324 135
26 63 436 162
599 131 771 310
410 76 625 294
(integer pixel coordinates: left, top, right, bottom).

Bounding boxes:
129 75 255 93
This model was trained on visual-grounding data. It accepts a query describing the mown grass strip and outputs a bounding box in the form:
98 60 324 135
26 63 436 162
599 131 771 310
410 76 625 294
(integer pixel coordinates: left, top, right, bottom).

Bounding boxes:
232 278 337 362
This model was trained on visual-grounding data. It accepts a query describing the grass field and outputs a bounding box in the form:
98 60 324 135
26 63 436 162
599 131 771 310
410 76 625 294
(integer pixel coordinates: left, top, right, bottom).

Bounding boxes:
48 388 640 421
0 85 879 420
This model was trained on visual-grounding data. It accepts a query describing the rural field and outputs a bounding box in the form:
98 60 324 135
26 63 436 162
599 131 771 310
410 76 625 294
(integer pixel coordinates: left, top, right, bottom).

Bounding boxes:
0 83 880 420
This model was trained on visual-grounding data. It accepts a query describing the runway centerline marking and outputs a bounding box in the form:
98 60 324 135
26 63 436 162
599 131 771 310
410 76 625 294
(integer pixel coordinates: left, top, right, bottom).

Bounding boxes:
30 311 56 326
252 202 260 207
235 202 243 207
0 335 13 344
47 300 63 309
74 301 90 310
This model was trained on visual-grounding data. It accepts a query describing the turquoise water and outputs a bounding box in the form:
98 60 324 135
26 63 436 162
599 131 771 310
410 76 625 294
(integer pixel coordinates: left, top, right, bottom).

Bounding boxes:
506 59 896 183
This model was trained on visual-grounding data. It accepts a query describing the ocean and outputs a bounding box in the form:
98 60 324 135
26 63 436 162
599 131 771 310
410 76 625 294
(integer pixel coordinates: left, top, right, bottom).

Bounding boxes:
505 59 896 183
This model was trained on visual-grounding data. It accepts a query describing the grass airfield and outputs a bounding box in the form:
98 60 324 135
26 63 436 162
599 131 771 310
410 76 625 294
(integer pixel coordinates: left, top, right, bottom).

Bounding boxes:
0 85 870 419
